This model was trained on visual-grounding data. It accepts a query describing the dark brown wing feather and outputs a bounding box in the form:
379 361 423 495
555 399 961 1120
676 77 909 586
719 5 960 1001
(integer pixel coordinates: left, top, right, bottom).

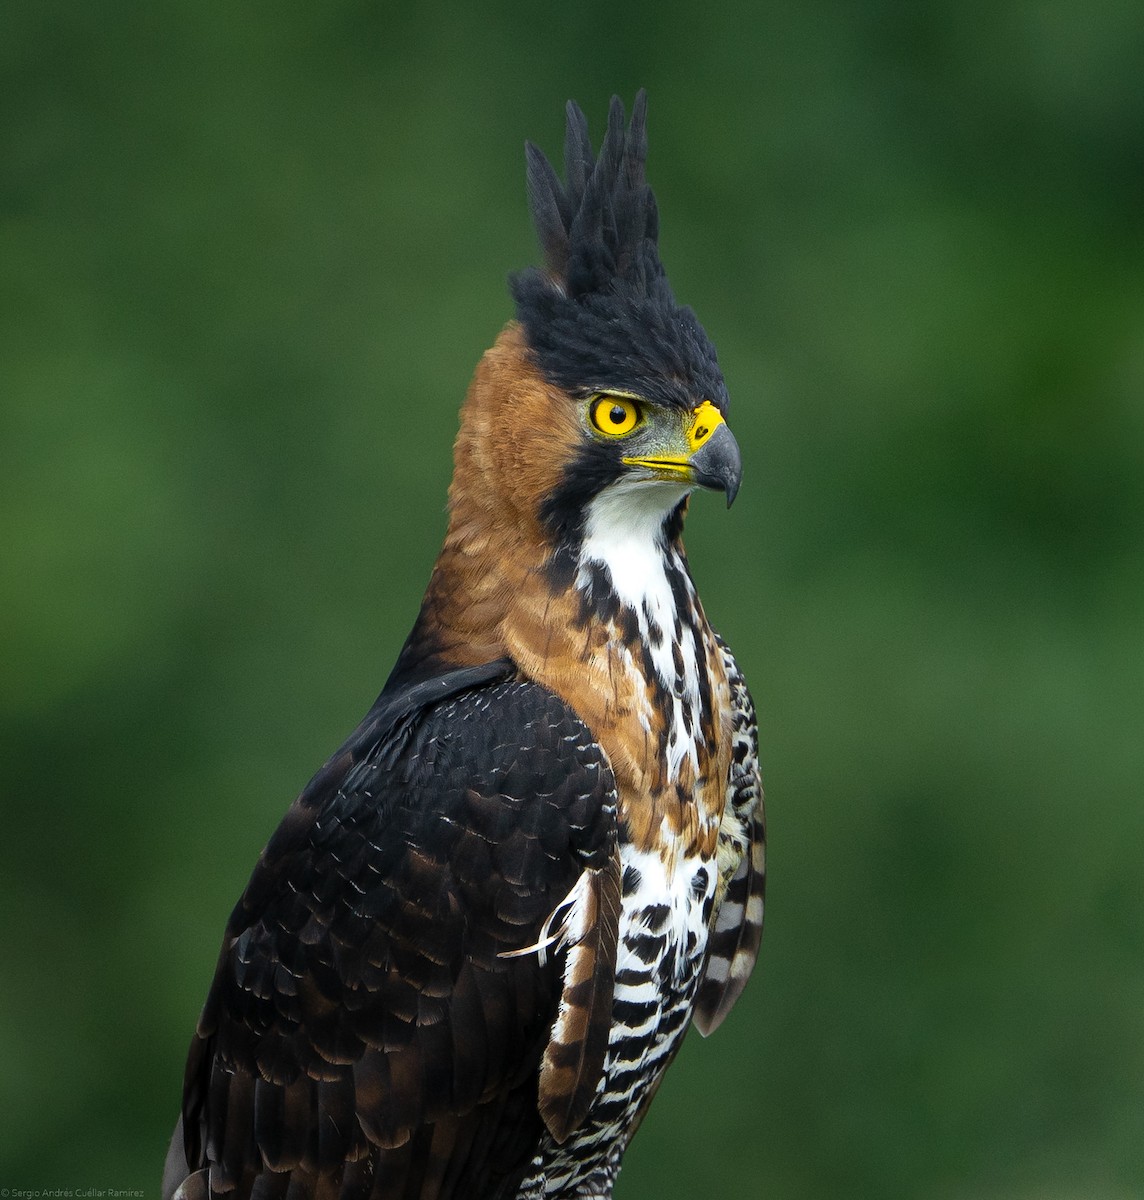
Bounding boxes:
171 662 620 1200
537 860 621 1142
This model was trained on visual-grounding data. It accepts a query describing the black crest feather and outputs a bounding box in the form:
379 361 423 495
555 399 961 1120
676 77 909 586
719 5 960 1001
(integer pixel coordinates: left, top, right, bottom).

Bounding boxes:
511 92 728 413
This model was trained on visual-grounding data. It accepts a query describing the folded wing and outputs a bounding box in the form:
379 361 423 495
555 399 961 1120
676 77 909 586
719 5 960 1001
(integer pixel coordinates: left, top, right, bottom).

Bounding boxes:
171 662 621 1200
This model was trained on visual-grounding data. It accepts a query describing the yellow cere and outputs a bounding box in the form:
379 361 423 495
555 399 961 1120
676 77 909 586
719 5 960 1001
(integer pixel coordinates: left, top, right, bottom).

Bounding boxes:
591 396 642 437
686 400 724 453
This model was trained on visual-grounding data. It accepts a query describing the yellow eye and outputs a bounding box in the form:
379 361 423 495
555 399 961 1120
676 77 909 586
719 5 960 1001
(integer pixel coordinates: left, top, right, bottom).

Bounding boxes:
590 396 642 437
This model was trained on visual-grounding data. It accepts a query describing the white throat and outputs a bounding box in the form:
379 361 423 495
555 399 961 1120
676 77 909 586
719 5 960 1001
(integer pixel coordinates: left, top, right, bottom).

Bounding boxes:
576 480 704 785
577 481 690 610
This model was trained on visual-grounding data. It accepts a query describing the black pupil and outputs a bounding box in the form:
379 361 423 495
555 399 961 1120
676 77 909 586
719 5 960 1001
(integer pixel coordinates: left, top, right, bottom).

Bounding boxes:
609 405 627 426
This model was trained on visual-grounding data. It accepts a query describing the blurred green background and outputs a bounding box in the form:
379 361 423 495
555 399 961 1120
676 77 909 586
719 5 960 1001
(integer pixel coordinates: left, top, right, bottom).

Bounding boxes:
3 0 1142 1196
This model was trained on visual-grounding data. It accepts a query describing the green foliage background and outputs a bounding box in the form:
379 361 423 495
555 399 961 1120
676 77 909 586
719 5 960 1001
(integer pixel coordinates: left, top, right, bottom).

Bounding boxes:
3 1 1142 1195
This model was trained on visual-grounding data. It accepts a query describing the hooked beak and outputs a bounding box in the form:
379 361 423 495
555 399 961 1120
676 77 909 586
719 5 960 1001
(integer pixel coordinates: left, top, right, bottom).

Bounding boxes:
689 421 742 508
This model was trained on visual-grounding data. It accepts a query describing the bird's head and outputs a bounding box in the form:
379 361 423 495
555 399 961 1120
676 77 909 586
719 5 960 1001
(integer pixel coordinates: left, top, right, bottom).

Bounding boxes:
451 91 740 560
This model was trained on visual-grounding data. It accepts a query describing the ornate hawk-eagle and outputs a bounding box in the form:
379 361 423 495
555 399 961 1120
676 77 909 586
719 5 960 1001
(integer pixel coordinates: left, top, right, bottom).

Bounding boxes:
165 91 764 1200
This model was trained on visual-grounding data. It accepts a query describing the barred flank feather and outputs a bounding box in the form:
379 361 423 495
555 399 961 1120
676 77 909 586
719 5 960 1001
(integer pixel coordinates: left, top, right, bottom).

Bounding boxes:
693 638 765 1036
692 811 765 1036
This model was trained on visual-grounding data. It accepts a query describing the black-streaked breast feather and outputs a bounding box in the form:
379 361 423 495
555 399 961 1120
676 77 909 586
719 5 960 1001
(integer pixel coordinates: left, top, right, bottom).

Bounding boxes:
175 661 621 1200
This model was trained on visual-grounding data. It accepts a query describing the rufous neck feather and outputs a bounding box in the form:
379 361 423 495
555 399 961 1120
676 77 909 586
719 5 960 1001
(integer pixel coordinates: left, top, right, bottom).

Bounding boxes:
393 324 581 677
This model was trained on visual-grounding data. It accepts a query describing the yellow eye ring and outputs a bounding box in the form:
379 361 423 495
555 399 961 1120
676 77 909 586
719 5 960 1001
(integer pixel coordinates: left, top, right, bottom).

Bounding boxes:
590 396 642 437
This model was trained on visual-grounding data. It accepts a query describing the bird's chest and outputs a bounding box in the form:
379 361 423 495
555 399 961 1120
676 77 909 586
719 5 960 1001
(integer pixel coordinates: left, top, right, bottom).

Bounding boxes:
568 537 733 862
